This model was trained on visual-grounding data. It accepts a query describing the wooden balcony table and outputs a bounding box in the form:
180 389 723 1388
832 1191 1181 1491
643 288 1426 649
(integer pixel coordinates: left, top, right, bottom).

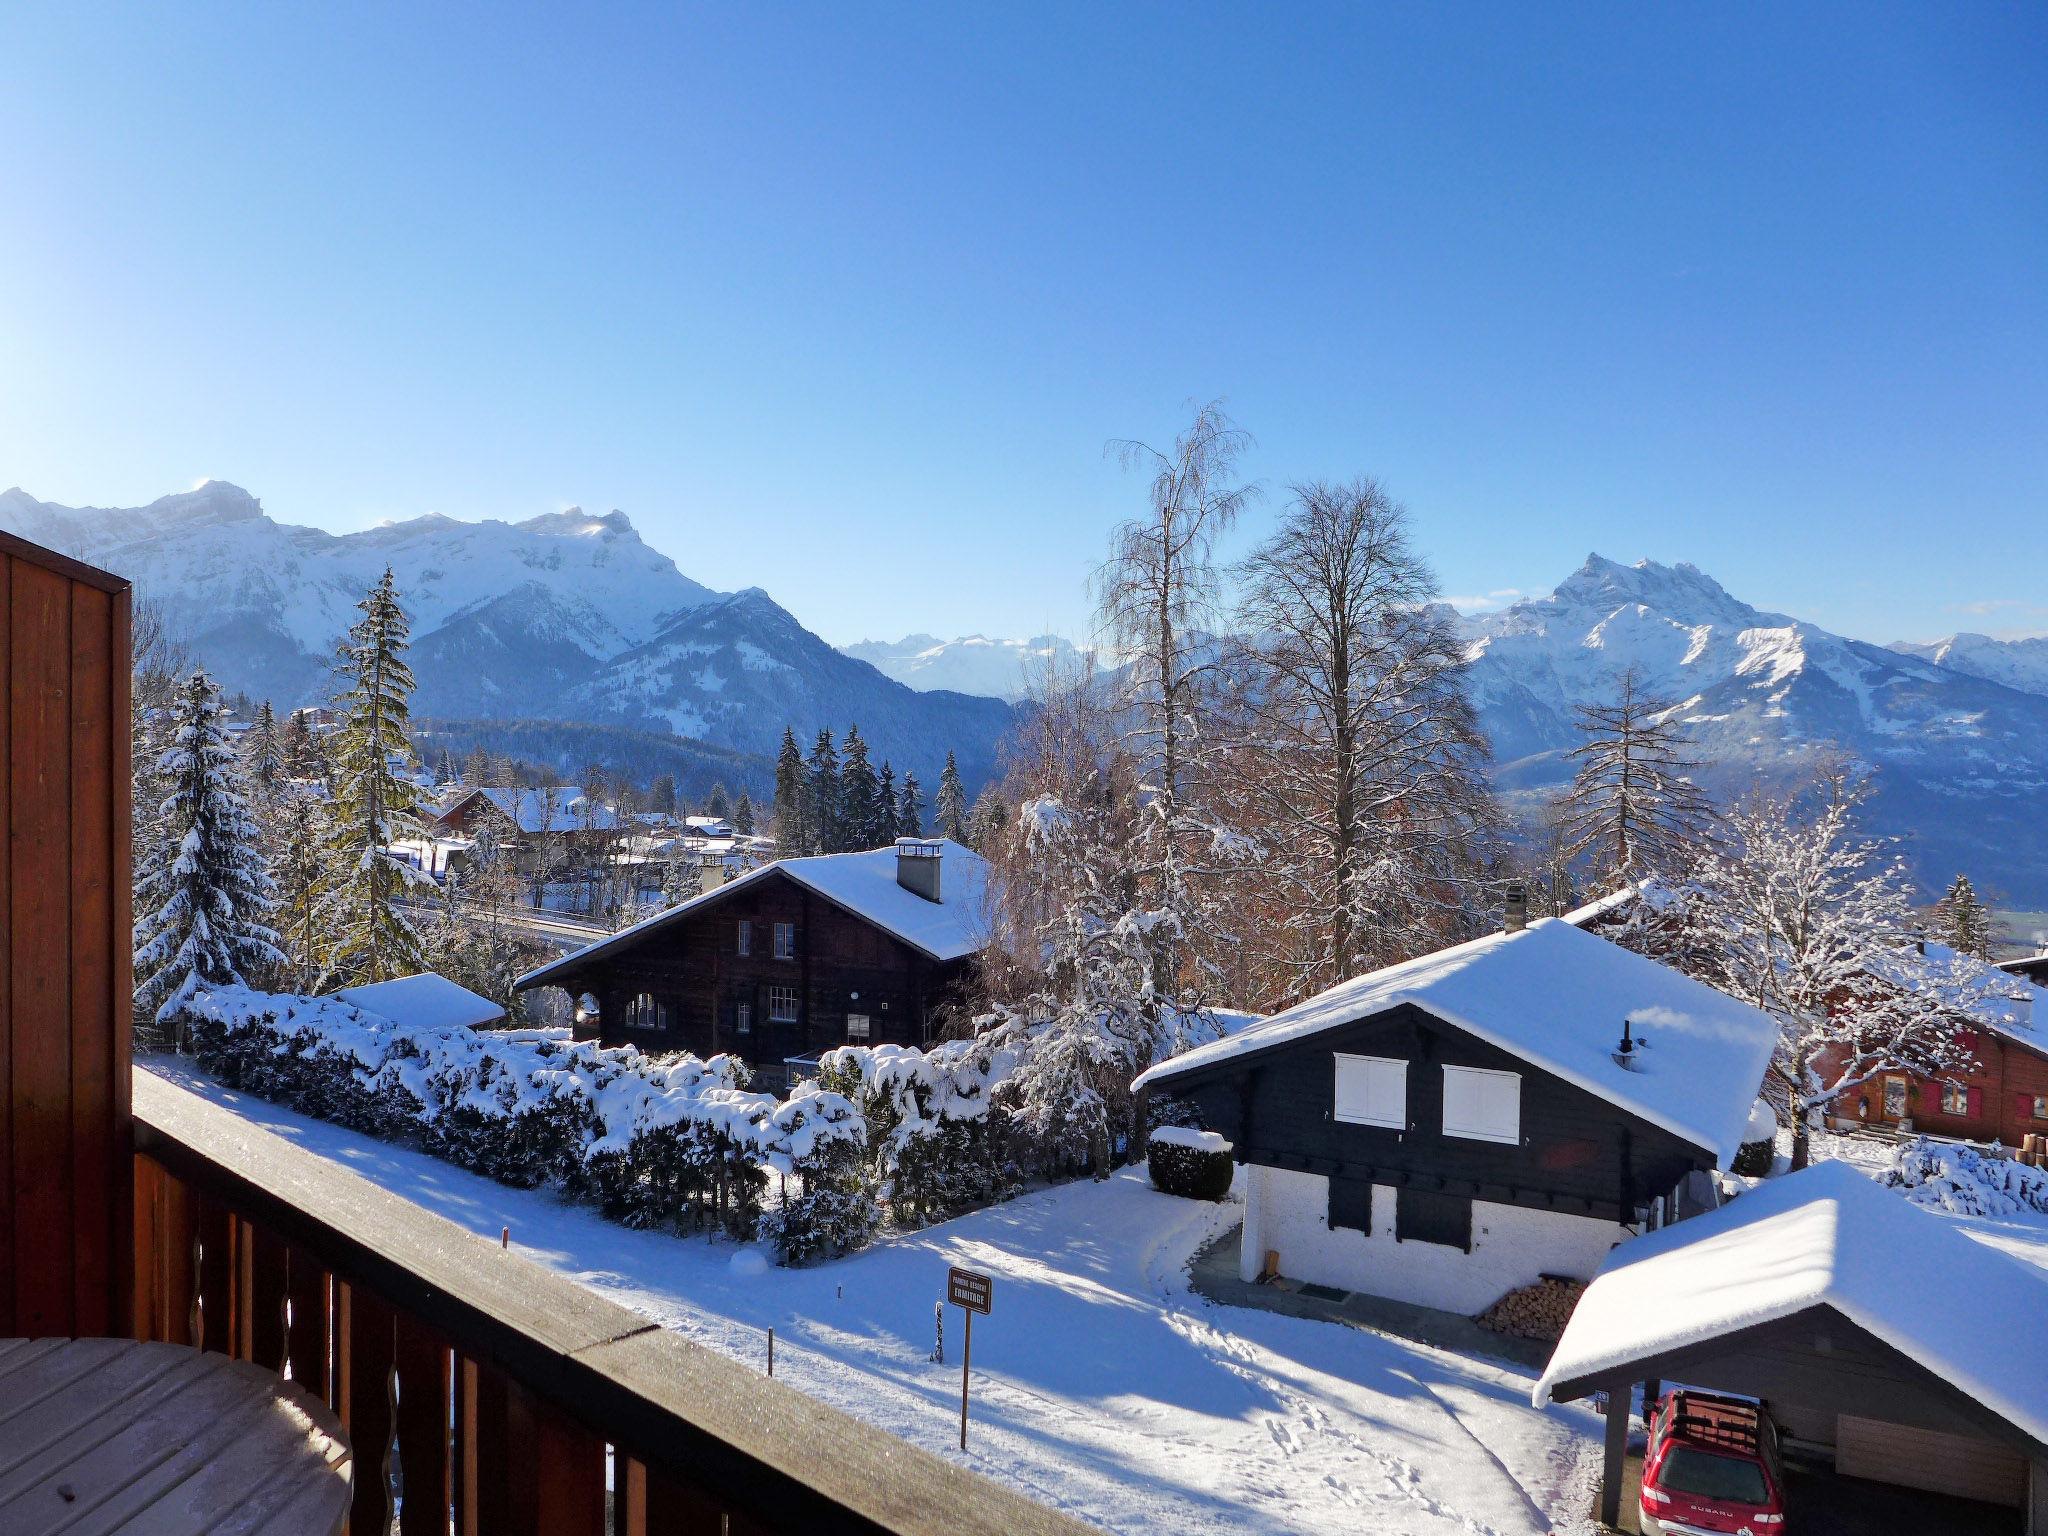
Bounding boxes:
0 1337 351 1535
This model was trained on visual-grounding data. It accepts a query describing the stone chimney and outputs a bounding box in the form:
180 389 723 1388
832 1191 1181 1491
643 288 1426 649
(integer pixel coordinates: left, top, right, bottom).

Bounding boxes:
895 837 944 903
1504 881 1528 934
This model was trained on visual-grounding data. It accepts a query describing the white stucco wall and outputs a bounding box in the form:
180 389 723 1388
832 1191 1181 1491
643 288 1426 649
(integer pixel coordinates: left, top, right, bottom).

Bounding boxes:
1240 1164 1631 1313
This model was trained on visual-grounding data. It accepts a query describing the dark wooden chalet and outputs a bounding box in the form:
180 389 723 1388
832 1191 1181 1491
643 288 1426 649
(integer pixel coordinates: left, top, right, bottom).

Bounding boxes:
1135 916 1777 1312
517 837 989 1089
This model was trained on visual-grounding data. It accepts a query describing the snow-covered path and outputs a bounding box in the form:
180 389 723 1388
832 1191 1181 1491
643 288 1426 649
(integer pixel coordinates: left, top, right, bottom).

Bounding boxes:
149 1060 1603 1535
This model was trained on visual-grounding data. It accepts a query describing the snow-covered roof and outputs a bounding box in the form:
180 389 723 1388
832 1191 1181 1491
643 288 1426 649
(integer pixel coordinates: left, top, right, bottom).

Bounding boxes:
329 972 507 1032
517 839 992 985
1870 939 2048 1056
1534 1161 2048 1451
437 785 623 834
1134 917 1778 1163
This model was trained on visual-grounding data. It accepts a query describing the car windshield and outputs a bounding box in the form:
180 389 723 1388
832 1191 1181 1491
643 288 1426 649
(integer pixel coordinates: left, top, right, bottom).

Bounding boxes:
1659 1445 1768 1504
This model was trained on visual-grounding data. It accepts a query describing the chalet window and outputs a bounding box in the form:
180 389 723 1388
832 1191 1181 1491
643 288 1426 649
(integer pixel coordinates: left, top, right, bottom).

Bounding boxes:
1327 1176 1372 1234
1941 1082 1969 1116
1441 1065 1520 1145
1395 1187 1472 1251
622 992 669 1031
736 920 752 957
767 985 800 1023
735 1002 752 1034
2032 1094 2048 1121
1883 1076 1907 1118
774 922 796 960
846 1012 872 1041
1333 1054 1407 1130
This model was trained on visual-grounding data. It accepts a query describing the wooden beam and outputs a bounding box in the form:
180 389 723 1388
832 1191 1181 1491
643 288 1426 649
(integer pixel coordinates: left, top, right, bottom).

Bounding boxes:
1600 1384 1630 1528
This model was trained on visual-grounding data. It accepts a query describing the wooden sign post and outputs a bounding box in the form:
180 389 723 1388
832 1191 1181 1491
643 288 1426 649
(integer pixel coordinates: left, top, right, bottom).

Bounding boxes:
947 1266 993 1451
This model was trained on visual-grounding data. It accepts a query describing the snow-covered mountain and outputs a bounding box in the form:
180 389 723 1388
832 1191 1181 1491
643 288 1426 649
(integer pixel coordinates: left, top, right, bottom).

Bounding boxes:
841 632 1095 702
0 482 1011 786
1468 556 2048 903
1887 632 2048 701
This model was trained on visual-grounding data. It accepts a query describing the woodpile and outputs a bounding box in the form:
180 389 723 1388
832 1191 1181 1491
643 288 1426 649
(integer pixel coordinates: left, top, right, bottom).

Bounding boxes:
2022 1134 2048 1169
1475 1275 1585 1342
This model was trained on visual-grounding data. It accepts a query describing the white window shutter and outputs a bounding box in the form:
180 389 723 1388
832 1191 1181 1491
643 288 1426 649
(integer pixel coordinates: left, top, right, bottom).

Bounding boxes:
1334 1054 1407 1129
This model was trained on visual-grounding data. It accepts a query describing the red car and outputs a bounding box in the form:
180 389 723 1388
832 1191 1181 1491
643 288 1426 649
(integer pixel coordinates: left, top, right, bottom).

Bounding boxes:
1639 1389 1787 1535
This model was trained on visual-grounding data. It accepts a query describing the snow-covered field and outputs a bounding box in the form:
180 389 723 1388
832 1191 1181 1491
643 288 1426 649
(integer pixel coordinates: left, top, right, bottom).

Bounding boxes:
147 1058 1605 1536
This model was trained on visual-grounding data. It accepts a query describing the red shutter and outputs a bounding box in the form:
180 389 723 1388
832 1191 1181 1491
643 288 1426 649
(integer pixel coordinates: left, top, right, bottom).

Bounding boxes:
2021 1092 2037 1123
1918 1081 1938 1111
1968 1085 1983 1120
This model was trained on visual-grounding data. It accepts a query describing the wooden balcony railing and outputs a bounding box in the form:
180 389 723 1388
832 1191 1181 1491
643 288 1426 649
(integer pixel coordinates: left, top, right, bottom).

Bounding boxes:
130 1069 1096 1536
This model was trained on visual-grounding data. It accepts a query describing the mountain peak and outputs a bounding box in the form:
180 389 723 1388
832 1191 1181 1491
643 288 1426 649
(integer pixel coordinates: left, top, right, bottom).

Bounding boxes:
143 480 266 528
1550 552 1744 617
515 507 638 539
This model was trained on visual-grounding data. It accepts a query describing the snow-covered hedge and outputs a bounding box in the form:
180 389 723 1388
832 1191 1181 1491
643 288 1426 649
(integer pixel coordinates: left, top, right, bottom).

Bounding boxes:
1146 1126 1234 1201
817 1038 1020 1226
177 985 865 1248
1883 1135 2048 1219
1730 1097 1778 1177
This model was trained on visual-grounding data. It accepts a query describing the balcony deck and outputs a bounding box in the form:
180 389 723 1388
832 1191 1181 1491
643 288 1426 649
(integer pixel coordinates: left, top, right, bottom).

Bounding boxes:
131 1068 1097 1536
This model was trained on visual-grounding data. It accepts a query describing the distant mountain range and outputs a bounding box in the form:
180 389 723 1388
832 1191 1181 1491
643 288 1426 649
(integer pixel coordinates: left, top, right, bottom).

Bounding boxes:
863 557 2048 905
8 481 2043 902
0 482 1012 790
840 633 1096 702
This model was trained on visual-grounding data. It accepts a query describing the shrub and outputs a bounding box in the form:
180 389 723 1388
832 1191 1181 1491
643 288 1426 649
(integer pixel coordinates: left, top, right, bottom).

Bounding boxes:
1730 1096 1778 1177
1147 1126 1234 1200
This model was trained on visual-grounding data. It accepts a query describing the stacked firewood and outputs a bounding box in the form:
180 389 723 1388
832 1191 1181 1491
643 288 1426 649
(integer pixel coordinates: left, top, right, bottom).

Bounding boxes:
1475 1276 1585 1342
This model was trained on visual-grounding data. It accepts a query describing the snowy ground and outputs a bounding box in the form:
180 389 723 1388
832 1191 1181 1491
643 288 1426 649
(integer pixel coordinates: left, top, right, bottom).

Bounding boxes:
1799 1125 2048 1277
147 1058 1605 1536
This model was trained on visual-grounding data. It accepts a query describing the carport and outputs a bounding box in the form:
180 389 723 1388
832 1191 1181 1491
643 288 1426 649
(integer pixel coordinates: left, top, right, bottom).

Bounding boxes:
1534 1162 2048 1532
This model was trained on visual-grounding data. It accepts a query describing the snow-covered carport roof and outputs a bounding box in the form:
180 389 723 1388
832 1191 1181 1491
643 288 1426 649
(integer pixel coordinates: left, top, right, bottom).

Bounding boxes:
1535 1161 2048 1458
1133 917 1778 1165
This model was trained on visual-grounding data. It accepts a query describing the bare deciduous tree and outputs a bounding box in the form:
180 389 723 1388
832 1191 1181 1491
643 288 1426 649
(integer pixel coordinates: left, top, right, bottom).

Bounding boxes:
1562 664 1715 882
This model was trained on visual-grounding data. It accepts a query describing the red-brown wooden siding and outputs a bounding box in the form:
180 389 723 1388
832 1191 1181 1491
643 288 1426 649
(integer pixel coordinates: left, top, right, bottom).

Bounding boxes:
0 531 132 1338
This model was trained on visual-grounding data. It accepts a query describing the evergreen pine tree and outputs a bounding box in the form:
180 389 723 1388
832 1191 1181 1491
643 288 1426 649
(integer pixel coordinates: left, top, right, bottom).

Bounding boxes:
320 567 432 985
650 772 679 816
966 787 1009 852
877 762 898 841
934 751 968 841
134 671 283 1024
280 710 321 781
897 772 924 838
271 787 330 992
733 791 756 835
1935 873 1994 959
840 726 881 850
707 781 732 821
772 728 806 851
806 729 842 854
241 700 286 803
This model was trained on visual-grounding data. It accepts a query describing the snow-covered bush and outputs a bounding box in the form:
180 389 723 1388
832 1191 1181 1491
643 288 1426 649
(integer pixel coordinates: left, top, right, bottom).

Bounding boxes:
1146 1126 1234 1201
760 1089 876 1265
820 1038 1019 1226
1883 1136 2048 1219
1730 1097 1778 1177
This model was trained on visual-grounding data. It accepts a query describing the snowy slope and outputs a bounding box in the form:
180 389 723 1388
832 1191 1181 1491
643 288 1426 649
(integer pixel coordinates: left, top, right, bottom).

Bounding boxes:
153 1055 1605 1536
842 633 1095 702
1890 631 2048 700
0 483 1013 785
1467 555 2048 902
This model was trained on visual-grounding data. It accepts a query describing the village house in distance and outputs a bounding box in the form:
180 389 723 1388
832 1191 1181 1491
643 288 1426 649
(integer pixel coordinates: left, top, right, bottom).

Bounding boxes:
1134 909 1778 1313
518 837 990 1090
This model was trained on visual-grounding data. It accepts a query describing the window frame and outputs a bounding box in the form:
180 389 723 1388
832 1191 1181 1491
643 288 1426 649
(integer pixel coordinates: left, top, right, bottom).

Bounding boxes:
1883 1075 1908 1119
623 992 668 1031
1332 1053 1408 1131
1440 1064 1522 1146
2033 1094 2048 1121
767 984 800 1023
845 1012 872 1041
735 1002 752 1035
736 919 751 957
1941 1081 1969 1117
773 921 796 960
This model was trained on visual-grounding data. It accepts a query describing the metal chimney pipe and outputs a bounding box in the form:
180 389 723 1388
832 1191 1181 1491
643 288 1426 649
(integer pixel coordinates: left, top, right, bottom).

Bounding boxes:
1504 881 1528 934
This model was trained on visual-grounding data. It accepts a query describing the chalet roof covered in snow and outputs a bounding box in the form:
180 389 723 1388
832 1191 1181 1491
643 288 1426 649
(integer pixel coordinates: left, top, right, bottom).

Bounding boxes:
434 785 623 834
1134 917 1777 1163
1534 1161 2048 1452
1869 938 2048 1055
329 971 507 1031
517 839 991 985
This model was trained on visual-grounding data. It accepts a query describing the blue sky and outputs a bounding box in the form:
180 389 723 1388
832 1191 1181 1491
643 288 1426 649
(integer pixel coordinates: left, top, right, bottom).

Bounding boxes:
2 3 2042 646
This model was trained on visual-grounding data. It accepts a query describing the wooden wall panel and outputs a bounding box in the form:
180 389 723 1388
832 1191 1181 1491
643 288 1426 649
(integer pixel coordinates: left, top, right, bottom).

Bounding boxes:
0 534 132 1339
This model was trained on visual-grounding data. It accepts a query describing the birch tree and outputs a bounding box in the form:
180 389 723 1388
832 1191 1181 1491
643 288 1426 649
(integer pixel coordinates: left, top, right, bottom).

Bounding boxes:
1677 760 1969 1167
1097 400 1259 1008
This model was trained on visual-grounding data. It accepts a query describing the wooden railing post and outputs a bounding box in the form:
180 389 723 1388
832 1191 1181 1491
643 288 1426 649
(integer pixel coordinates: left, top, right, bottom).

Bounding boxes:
340 1283 398 1536
286 1245 333 1404
395 1314 453 1536
195 1192 235 1354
